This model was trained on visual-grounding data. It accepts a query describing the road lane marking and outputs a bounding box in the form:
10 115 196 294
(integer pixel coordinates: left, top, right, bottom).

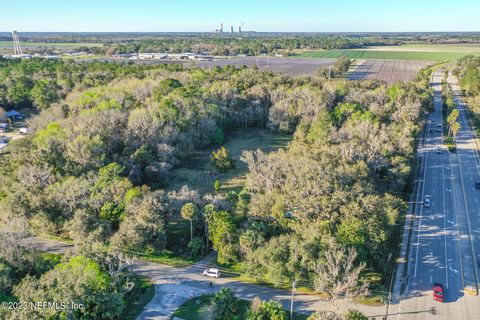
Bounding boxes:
395 72 444 320
448 91 466 290
414 116 432 278
451 74 480 292
443 164 448 288
449 266 459 273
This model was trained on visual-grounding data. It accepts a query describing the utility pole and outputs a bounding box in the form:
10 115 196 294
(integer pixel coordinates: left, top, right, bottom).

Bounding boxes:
290 280 297 320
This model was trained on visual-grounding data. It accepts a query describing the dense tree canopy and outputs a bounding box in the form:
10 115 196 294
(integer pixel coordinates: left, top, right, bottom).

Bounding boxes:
0 58 433 299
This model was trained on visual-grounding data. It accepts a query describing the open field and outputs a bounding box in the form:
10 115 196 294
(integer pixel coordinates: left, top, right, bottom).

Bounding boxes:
360 43 480 52
349 59 432 85
296 49 479 61
169 128 291 195
197 56 429 83
196 56 336 77
0 41 102 54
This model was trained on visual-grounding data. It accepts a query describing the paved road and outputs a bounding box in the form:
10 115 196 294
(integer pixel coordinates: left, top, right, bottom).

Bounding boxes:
12 236 387 319
389 71 480 319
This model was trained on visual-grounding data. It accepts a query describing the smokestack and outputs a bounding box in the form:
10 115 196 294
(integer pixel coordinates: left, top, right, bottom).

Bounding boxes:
231 26 234 33
238 26 242 33
220 23 223 32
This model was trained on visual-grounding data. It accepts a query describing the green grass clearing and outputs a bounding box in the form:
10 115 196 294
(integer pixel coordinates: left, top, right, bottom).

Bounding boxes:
173 294 309 320
35 233 200 268
169 128 291 194
164 128 290 263
296 49 478 61
364 43 480 53
165 219 190 252
141 250 202 267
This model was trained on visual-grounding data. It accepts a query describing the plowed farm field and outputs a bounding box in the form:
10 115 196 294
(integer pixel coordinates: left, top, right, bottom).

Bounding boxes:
196 56 336 77
349 59 432 85
196 57 430 84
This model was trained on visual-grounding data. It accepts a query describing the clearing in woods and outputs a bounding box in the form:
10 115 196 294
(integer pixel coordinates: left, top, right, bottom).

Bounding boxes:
168 128 291 195
165 128 291 253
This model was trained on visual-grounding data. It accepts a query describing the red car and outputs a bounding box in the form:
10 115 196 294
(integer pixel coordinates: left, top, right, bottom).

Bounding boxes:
433 283 444 302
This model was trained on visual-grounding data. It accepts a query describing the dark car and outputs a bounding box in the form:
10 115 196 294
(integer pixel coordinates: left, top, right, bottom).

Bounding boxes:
475 182 480 190
423 197 431 208
433 282 444 302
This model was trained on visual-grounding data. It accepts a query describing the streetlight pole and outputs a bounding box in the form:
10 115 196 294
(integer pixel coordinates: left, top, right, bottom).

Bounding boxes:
290 280 297 320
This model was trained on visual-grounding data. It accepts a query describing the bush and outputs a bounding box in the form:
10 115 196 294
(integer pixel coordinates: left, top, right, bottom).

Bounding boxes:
211 287 238 320
188 237 206 257
214 179 221 193
334 58 352 74
247 297 287 320
211 147 235 172
307 311 339 320
344 309 368 320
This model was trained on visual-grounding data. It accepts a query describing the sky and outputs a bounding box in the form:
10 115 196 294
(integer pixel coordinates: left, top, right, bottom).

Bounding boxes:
0 0 479 33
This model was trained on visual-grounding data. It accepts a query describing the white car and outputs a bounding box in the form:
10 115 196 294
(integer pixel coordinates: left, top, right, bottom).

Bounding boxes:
18 128 29 135
203 268 221 278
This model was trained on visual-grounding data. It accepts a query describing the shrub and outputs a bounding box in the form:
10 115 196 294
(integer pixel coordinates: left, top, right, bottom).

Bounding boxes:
344 309 368 320
188 237 205 257
210 147 235 172
211 287 238 320
246 297 287 320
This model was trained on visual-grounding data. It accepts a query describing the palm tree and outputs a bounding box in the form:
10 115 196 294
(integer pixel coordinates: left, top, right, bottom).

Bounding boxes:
181 202 199 242
447 109 459 136
451 121 461 140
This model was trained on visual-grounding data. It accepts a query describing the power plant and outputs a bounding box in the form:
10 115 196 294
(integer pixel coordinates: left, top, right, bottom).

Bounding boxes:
214 23 242 33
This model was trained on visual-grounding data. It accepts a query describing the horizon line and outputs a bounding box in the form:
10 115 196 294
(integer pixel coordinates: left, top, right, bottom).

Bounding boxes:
1 30 480 34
